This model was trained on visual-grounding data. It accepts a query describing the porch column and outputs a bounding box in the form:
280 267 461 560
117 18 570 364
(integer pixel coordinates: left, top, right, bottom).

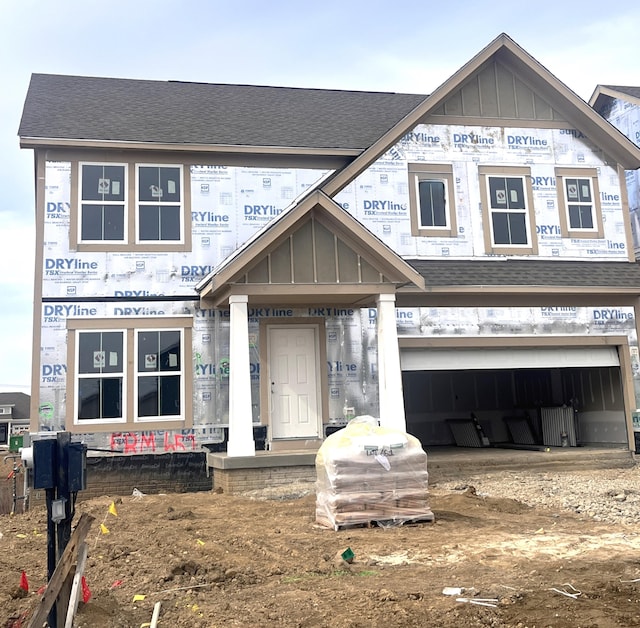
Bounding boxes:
376 293 406 432
227 295 255 457
629 297 640 445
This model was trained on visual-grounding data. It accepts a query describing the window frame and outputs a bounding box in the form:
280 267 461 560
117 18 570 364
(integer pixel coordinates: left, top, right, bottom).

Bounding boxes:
479 165 538 255
408 163 457 237
555 167 604 239
134 328 185 422
66 317 193 433
78 162 128 244
135 164 185 244
70 157 192 253
75 329 127 425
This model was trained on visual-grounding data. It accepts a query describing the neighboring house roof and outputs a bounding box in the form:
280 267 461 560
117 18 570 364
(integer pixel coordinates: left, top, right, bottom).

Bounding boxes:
18 74 425 153
0 392 30 420
396 259 640 307
590 85 640 113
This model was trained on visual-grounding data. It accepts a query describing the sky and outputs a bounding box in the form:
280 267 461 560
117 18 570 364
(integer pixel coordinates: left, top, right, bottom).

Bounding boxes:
0 0 639 394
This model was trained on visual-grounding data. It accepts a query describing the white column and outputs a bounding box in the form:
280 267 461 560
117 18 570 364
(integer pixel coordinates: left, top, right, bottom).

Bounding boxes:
227 295 255 457
376 293 406 431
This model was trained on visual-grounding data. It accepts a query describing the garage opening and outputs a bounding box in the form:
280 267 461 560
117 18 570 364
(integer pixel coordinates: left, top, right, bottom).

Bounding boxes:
401 347 628 449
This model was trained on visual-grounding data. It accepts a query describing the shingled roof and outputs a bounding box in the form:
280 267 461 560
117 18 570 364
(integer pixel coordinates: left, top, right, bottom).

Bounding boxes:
18 74 426 150
589 85 640 115
0 392 30 420
599 86 640 100
406 259 640 288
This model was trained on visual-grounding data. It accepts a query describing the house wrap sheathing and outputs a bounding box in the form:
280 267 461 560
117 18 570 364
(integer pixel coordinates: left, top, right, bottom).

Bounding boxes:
19 34 640 457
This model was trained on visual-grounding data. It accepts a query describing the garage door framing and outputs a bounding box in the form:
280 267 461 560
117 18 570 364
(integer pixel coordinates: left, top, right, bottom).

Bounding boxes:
398 334 636 450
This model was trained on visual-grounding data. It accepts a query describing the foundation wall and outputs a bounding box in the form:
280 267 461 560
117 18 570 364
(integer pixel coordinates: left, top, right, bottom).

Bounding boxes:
213 465 316 494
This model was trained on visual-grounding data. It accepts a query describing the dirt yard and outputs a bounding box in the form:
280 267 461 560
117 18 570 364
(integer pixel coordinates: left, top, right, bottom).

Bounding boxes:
2 474 640 628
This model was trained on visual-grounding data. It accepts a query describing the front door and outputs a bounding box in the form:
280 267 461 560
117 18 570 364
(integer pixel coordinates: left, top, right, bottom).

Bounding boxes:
268 325 321 439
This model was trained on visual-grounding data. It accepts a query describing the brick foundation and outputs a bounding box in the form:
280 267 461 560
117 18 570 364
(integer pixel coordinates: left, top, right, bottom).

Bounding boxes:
82 452 212 499
213 464 316 493
207 450 317 494
29 452 212 508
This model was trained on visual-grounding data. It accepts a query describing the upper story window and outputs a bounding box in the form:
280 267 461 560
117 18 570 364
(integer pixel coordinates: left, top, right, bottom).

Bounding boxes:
73 159 191 252
555 168 603 239
479 166 537 255
408 163 457 237
79 163 126 242
137 165 183 242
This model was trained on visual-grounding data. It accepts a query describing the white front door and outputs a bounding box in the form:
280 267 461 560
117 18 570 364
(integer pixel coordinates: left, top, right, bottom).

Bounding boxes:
268 325 321 439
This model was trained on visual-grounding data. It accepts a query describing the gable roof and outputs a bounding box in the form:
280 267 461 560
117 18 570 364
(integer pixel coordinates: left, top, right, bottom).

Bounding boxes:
322 33 640 196
590 85 640 113
18 74 425 155
197 189 425 307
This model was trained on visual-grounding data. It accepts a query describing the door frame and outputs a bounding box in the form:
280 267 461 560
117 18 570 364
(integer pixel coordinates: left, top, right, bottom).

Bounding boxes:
259 317 329 444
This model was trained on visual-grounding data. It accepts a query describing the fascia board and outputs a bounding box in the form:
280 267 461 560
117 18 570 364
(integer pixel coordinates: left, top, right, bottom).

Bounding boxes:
589 85 640 110
18 136 361 157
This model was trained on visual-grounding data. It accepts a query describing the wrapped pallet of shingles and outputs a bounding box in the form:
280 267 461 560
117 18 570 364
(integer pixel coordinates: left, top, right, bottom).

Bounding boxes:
315 416 434 530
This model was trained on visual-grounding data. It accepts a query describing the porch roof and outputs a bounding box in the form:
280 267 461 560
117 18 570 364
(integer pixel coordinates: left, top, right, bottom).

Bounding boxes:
197 190 425 308
397 258 640 307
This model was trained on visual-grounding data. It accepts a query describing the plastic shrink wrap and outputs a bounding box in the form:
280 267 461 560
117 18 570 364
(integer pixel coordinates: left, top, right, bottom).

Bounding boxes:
315 416 434 530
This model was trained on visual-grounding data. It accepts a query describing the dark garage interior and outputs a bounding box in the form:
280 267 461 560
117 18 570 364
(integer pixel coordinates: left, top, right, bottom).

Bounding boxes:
403 366 628 449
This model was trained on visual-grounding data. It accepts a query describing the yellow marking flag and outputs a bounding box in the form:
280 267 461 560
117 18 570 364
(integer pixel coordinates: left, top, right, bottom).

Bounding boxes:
100 523 110 535
109 502 118 517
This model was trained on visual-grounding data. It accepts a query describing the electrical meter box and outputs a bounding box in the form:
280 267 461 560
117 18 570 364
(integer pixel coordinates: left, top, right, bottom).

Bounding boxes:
33 438 57 489
67 442 87 492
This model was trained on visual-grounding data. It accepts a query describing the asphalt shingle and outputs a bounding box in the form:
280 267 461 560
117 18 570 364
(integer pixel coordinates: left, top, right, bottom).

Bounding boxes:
601 85 640 100
0 392 30 419
406 259 640 288
18 74 426 150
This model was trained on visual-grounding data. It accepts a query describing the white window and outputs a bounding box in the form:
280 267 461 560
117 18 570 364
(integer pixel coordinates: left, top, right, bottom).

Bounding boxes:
555 168 603 239
135 329 183 420
136 165 183 242
76 330 125 422
79 163 127 242
73 161 191 252
408 164 457 237
479 166 537 255
69 318 192 430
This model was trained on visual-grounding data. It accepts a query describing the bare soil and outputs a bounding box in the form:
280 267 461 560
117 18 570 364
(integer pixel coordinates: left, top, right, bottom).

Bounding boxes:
2 478 640 627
